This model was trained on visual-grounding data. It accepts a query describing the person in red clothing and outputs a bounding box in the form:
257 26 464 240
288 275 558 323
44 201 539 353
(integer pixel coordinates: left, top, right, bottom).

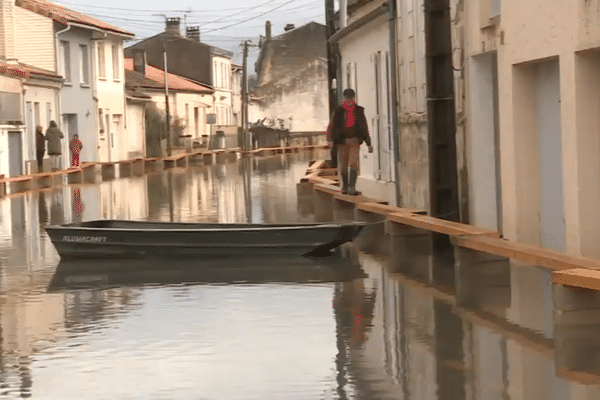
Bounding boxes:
69 134 83 168
326 89 373 195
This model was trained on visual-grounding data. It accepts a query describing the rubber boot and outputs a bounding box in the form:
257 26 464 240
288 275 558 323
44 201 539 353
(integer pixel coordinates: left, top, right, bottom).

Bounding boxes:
340 171 349 194
348 168 360 196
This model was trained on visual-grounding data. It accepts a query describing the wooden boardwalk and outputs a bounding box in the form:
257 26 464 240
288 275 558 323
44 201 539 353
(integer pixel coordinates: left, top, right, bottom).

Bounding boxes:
0 144 329 197
302 159 600 291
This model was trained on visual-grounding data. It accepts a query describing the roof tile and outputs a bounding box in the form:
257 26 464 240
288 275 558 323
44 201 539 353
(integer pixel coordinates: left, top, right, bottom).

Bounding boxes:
124 59 213 93
16 0 134 37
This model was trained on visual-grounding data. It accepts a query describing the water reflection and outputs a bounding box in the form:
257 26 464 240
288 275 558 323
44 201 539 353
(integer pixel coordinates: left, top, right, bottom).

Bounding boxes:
0 149 600 398
49 247 365 291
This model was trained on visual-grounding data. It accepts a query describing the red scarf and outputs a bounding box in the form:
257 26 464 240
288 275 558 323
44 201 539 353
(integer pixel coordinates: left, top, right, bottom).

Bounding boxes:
342 101 356 128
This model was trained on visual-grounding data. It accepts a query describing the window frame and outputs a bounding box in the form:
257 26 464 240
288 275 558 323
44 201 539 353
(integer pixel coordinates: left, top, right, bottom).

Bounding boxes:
60 40 71 83
112 44 121 81
79 44 90 86
98 42 106 80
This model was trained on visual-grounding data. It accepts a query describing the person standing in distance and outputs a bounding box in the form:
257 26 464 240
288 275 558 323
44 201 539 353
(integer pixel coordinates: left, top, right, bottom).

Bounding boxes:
35 125 45 172
45 120 64 171
70 134 83 168
327 89 373 195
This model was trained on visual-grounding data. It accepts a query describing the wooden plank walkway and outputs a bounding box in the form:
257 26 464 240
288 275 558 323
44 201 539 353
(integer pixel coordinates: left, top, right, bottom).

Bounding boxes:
452 235 600 272
552 268 600 290
356 201 426 216
388 212 501 238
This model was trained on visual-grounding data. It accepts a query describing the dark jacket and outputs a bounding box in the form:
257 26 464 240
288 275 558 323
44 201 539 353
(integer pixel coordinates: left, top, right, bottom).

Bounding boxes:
327 105 372 147
36 131 45 153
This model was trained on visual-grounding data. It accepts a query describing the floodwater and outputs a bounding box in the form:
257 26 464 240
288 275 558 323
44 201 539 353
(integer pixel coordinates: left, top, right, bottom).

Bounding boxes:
0 149 599 399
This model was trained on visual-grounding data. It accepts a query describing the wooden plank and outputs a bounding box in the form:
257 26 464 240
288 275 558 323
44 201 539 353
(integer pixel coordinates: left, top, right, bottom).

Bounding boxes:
2 175 33 183
317 168 338 177
556 367 600 386
307 160 326 171
552 268 600 290
308 176 338 186
388 212 501 238
333 192 385 205
452 235 600 271
356 202 425 215
313 182 341 195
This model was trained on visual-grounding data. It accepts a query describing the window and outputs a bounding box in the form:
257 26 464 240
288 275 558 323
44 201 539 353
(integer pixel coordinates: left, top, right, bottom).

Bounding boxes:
213 61 218 88
60 41 71 82
34 102 41 128
490 0 501 18
80 44 89 85
185 103 190 129
112 115 121 149
346 63 352 91
112 44 120 80
99 109 105 133
194 107 200 136
98 43 106 79
46 102 52 126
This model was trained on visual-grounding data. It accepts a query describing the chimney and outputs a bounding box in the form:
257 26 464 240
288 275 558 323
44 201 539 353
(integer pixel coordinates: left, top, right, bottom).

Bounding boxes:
165 17 181 36
186 26 200 42
284 23 295 32
265 21 272 41
132 49 147 75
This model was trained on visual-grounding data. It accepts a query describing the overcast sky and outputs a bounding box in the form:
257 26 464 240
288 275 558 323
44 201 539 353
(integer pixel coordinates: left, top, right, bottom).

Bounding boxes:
54 0 328 65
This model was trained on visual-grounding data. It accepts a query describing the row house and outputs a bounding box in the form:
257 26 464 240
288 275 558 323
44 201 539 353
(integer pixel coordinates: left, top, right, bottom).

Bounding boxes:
333 0 600 260
0 64 62 177
124 18 242 147
125 52 214 153
330 1 399 205
450 0 600 259
0 0 138 177
329 1 460 217
0 0 64 176
13 0 135 168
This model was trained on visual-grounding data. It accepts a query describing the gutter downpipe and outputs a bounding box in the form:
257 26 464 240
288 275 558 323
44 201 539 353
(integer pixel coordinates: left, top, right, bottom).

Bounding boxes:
55 24 71 170
388 0 402 207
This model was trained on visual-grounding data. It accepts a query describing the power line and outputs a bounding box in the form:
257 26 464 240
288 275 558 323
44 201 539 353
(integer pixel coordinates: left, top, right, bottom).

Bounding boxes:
203 0 296 33
198 0 278 27
52 1 270 13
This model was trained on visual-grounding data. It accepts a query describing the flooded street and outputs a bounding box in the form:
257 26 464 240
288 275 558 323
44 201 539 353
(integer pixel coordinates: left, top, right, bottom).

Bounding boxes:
0 150 599 399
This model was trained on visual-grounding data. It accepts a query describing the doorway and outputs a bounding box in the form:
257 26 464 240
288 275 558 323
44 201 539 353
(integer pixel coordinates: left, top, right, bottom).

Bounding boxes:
373 51 393 182
8 131 23 177
469 52 502 232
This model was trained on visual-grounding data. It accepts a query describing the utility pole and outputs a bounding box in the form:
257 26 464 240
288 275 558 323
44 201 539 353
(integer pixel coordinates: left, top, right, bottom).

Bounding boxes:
241 40 250 151
324 0 337 114
154 13 173 157
388 0 401 207
163 43 172 157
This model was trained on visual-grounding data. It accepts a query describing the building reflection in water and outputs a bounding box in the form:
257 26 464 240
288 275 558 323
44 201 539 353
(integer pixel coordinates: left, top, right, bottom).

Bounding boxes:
326 229 600 399
2 150 599 398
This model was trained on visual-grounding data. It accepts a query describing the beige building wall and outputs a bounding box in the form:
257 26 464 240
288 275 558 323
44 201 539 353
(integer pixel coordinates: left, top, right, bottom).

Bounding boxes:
212 54 233 126
96 37 127 163
124 101 146 159
13 6 55 71
397 0 429 211
452 0 600 258
338 0 397 204
149 91 213 145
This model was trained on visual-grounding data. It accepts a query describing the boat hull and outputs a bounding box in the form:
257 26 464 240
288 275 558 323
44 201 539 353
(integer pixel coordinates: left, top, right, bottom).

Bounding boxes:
44 220 366 259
